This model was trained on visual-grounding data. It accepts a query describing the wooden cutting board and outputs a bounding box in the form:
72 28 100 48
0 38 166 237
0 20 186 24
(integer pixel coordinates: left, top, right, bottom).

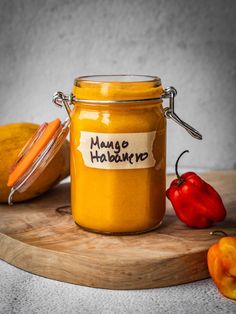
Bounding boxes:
0 171 235 290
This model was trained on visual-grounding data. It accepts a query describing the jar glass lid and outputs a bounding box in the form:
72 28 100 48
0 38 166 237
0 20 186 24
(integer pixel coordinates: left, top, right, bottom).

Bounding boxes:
8 118 70 205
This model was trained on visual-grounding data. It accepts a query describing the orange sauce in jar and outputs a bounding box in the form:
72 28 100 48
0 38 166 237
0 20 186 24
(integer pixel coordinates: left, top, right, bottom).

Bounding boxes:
70 75 166 234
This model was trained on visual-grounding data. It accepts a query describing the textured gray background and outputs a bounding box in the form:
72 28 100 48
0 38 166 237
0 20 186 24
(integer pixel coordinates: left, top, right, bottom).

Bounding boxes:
0 0 236 171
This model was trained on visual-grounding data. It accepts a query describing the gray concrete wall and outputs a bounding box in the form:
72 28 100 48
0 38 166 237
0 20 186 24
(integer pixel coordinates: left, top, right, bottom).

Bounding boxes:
0 0 235 171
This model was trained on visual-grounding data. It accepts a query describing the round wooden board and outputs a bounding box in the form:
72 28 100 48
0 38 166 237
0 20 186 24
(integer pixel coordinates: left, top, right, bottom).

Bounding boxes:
0 171 235 290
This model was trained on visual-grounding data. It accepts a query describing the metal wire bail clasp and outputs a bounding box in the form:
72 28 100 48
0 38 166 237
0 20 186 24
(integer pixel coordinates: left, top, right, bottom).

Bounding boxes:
53 91 74 119
163 87 202 140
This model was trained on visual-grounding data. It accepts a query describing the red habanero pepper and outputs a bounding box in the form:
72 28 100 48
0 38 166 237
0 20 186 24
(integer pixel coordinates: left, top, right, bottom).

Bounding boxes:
166 150 226 228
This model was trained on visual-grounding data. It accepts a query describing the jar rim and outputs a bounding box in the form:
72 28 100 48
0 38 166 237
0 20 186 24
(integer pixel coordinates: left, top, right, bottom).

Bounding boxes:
74 74 161 85
73 74 163 103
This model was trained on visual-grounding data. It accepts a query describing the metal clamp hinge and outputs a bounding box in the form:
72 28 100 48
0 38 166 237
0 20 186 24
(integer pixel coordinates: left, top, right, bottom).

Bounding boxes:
163 87 202 140
53 89 203 140
53 92 73 119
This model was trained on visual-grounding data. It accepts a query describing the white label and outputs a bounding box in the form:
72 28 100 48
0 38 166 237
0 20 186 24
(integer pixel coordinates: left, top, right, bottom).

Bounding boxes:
77 131 156 170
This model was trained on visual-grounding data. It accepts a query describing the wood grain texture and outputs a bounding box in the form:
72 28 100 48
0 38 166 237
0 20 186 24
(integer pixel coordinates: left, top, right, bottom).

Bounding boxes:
0 171 235 289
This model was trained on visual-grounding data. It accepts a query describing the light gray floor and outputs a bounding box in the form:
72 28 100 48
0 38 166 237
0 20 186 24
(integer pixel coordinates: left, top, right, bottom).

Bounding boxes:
0 260 235 314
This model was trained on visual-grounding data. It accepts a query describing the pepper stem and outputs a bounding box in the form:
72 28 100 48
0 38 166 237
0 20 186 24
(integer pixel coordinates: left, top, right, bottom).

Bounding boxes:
175 150 189 180
210 230 228 237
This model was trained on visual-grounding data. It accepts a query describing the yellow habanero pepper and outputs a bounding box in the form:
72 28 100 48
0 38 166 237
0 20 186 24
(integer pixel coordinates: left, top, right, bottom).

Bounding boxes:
207 233 236 300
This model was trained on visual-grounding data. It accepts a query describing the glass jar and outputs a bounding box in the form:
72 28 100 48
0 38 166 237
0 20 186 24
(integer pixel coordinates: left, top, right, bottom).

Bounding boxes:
71 75 166 234
7 74 202 235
